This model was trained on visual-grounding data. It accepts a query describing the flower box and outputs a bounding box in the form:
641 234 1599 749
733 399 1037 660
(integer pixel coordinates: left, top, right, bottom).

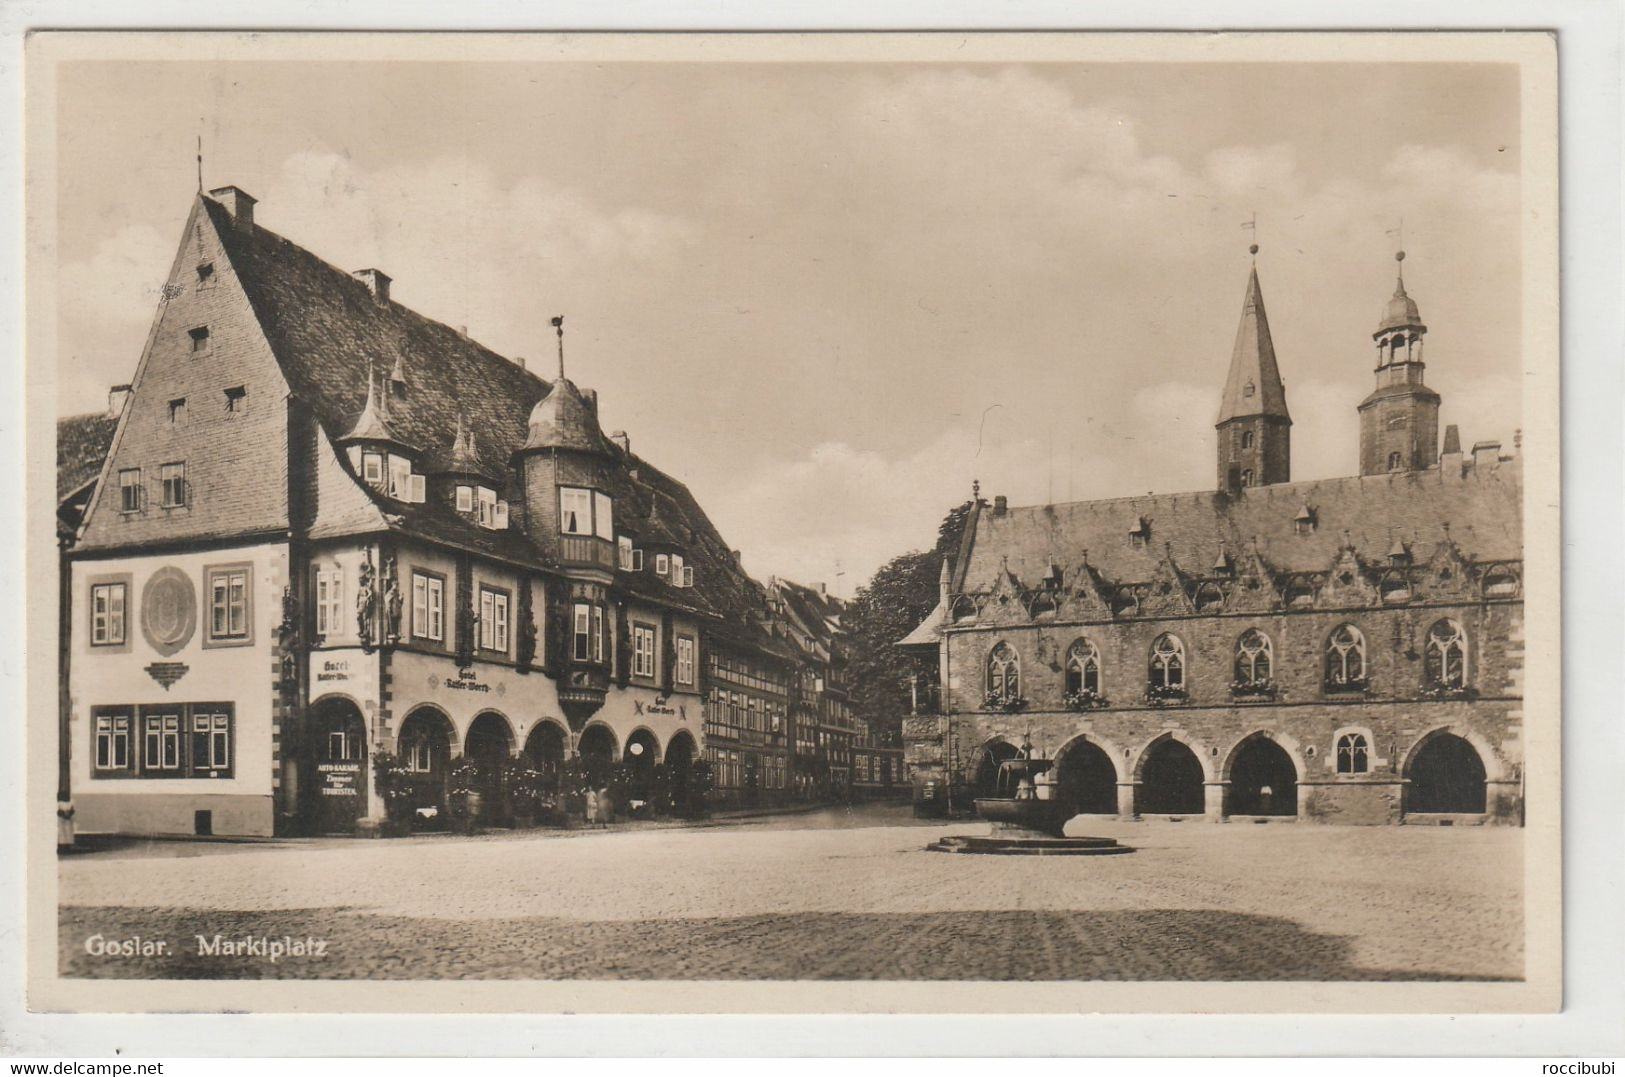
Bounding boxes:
1143 684 1188 705
1063 689 1110 711
981 691 1029 713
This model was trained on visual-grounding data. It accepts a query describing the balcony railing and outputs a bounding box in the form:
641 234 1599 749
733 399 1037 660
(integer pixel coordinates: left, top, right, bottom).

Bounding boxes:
558 533 617 571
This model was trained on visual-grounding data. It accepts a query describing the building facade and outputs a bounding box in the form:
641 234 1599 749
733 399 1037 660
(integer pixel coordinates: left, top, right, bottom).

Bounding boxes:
58 185 809 837
902 253 1524 826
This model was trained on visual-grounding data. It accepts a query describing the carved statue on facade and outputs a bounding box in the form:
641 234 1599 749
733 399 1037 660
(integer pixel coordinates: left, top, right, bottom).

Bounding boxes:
356 549 376 649
382 553 402 644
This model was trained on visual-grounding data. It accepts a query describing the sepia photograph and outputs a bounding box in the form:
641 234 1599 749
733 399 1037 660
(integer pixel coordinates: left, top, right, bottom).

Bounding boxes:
23 29 1560 1016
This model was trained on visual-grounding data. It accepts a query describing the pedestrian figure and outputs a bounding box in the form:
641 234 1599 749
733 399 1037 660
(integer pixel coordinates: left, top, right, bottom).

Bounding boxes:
1260 783 1273 814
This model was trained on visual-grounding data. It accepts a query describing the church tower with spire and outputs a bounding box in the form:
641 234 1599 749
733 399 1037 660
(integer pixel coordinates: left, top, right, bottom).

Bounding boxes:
1358 250 1440 476
1215 248 1292 490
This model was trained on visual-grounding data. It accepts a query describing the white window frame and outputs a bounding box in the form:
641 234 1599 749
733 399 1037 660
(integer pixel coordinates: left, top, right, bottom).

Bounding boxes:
143 712 183 772
592 604 605 663
412 571 445 642
315 567 344 638
477 487 497 528
593 491 614 540
159 462 186 508
633 624 656 678
362 452 384 486
676 636 695 686
559 487 593 536
456 485 474 513
387 455 412 500
193 710 232 772
118 468 142 513
209 568 250 641
479 586 510 654
617 536 635 570
90 582 127 646
655 553 670 578
93 712 131 772
572 602 591 661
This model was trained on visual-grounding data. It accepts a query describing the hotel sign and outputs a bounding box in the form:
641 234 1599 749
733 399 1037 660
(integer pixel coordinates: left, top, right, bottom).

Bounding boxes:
445 667 491 693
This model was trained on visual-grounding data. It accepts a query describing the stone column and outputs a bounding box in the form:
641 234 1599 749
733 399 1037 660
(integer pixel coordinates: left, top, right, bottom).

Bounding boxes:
1116 781 1138 820
1203 780 1228 822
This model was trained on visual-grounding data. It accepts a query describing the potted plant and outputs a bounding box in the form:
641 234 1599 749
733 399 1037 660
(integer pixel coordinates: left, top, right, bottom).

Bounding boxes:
447 757 482 835
1144 682 1188 705
1230 677 1277 700
981 689 1029 713
1062 687 1109 711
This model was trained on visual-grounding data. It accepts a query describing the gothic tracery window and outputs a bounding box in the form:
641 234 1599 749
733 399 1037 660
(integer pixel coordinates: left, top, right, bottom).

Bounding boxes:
1325 624 1367 690
1336 732 1370 775
1424 618 1468 690
986 642 1020 701
1148 633 1185 692
1234 628 1272 686
1065 638 1101 696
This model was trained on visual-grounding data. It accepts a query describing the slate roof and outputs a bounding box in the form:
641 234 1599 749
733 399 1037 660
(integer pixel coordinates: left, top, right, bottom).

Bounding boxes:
57 412 119 503
1217 267 1290 425
204 196 550 495
203 192 789 658
957 459 1522 595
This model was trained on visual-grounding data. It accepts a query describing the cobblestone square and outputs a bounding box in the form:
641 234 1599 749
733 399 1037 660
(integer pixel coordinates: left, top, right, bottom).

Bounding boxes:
58 806 1523 981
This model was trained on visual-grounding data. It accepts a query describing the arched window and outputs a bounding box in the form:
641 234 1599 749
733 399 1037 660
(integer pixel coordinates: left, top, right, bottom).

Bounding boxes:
1337 732 1369 774
1387 450 1404 471
1325 624 1367 690
1240 468 1254 487
1234 629 1272 687
1148 634 1185 692
1065 638 1101 696
986 642 1020 702
1424 619 1468 690
1241 430 1254 449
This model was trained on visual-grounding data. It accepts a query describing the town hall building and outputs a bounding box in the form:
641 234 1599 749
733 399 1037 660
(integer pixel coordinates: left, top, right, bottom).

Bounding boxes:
901 250 1525 826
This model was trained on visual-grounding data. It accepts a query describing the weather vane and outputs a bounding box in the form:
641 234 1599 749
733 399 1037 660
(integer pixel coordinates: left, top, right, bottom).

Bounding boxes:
551 315 565 379
1242 211 1259 257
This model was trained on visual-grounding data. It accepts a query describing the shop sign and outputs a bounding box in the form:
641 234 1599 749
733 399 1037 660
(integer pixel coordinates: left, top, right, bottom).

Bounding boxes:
634 696 686 719
317 761 361 797
445 667 491 693
316 659 353 684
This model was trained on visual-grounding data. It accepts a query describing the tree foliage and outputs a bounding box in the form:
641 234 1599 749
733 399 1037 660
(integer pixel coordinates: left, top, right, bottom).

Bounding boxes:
844 501 974 741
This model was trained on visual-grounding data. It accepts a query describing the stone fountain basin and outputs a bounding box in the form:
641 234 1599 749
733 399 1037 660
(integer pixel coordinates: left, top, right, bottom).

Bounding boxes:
974 796 1073 839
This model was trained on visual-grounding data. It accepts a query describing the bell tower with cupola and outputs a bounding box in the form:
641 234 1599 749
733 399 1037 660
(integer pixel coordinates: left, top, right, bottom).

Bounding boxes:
1358 250 1441 476
1215 245 1292 491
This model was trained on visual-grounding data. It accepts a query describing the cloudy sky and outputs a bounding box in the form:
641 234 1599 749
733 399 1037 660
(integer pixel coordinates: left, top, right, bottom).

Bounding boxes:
53 56 1523 593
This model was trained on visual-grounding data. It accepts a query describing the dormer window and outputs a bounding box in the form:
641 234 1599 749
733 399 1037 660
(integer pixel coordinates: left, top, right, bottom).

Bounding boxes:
388 455 411 500
456 485 473 513
655 553 670 578
682 565 695 588
362 452 384 486
671 554 685 584
1129 516 1152 547
477 487 497 527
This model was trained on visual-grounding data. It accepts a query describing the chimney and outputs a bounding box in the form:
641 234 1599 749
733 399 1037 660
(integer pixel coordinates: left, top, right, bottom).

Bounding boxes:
1441 424 1462 456
992 495 1008 516
352 268 391 304
107 383 132 418
207 186 256 231
514 356 527 372
609 430 631 454
456 325 468 338
731 549 743 567
816 582 827 596
1471 440 1502 471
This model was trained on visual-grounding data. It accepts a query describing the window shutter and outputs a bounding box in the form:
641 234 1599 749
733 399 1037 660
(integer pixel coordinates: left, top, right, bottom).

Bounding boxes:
494 501 509 529
632 549 644 571
683 566 694 588
409 474 426 503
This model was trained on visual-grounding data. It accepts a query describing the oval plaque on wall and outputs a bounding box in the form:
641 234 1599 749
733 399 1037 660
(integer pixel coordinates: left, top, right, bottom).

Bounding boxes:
141 566 197 657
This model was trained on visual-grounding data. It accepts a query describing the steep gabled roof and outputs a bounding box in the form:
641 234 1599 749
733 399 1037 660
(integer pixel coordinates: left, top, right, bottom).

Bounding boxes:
202 197 550 480
1217 266 1290 425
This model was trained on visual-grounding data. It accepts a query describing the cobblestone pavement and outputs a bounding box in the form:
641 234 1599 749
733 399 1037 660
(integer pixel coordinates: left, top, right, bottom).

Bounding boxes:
58 808 1523 981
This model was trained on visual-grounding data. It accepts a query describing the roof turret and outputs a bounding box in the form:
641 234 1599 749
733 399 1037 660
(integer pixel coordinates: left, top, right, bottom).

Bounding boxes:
1374 251 1427 337
339 363 417 452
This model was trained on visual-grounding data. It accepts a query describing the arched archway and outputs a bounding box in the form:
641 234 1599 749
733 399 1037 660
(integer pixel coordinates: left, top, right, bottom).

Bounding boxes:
309 696 368 834
1056 737 1119 815
1405 732 1487 814
1136 737 1204 815
972 739 1020 799
465 712 515 824
396 706 456 828
1226 734 1298 816
665 730 698 817
623 727 661 811
523 719 568 800
578 723 618 789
